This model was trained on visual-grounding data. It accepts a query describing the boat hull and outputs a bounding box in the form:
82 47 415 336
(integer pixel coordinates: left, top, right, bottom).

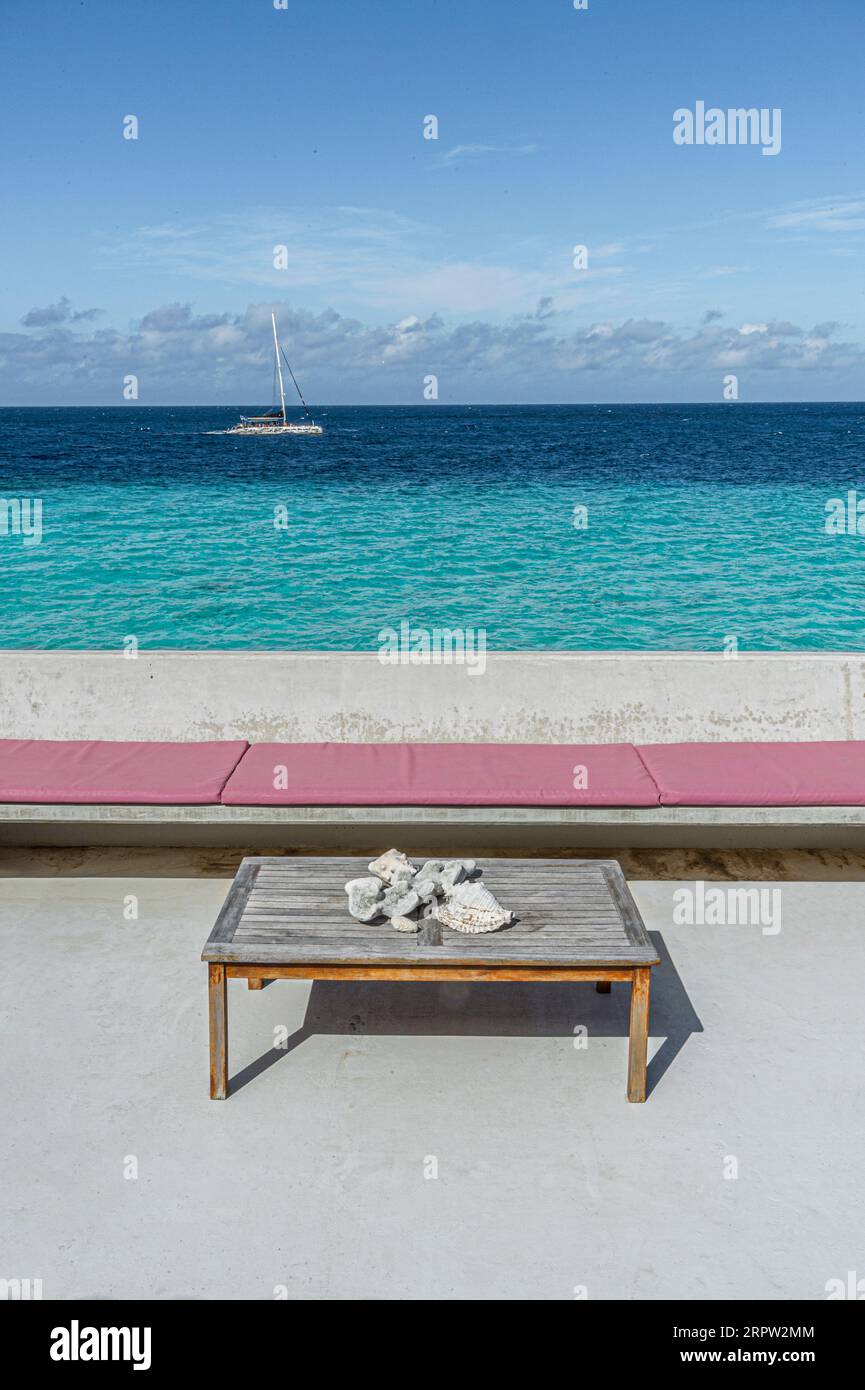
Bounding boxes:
227 424 324 436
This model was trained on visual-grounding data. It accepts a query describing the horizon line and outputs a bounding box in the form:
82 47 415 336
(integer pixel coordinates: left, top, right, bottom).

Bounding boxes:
1 399 864 410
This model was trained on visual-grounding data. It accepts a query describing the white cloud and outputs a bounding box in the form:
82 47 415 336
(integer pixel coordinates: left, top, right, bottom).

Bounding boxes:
4 300 861 403
441 143 539 163
98 208 433 302
95 208 632 319
768 195 865 233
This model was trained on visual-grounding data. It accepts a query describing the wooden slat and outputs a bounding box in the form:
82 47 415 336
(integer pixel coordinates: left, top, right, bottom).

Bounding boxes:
234 921 630 936
209 940 658 967
203 858 260 953
230 928 648 947
241 916 623 929
601 862 650 950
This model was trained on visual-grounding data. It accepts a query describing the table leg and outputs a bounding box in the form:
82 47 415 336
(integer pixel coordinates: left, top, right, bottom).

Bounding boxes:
209 963 228 1100
595 980 611 993
627 968 651 1103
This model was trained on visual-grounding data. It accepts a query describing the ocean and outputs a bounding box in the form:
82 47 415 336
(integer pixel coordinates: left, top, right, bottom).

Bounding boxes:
1 402 864 651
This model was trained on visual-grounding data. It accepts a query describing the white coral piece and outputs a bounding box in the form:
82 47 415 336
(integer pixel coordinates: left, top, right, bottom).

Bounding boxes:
368 849 416 884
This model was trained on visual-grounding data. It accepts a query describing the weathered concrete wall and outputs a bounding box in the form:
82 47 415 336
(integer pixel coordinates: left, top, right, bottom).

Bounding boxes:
1 650 862 742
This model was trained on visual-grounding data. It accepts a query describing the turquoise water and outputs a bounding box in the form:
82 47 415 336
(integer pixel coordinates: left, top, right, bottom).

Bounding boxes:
2 403 865 650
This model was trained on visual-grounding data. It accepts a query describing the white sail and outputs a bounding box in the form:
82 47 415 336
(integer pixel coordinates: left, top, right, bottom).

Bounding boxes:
272 312 287 424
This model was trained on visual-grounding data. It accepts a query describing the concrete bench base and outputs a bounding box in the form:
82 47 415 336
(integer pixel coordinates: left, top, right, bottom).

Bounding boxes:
3 802 865 850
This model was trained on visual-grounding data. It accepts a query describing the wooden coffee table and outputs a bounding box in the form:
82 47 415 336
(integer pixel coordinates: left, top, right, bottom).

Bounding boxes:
202 856 660 1102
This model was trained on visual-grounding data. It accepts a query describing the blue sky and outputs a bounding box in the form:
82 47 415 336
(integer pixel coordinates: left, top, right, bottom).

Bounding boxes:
1 0 863 402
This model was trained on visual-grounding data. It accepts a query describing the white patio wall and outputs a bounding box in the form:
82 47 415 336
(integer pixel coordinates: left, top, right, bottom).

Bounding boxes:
1 650 862 743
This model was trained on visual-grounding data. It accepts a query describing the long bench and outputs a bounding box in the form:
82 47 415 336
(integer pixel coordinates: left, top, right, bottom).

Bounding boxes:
1 738 865 848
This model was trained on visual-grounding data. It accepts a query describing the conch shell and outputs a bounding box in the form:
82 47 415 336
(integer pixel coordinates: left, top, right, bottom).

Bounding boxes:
434 880 514 934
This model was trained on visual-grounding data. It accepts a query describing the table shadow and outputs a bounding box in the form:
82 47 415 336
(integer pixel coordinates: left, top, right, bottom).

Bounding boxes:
228 932 700 1099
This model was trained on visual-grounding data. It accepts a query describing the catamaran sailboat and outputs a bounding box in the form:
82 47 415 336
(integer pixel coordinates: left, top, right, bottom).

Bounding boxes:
228 314 324 435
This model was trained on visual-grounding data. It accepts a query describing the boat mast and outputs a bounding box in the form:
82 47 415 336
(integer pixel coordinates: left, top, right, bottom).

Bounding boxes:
271 312 287 423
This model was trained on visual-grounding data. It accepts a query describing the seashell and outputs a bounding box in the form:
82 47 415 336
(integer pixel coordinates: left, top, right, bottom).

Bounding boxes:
368 849 416 885
435 880 514 934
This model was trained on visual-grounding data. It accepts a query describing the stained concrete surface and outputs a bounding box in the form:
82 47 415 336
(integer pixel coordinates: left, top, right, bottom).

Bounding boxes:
3 649 864 743
1 850 864 1300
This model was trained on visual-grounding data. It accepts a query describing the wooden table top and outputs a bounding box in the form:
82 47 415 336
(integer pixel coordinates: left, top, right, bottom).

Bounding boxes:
202 856 659 970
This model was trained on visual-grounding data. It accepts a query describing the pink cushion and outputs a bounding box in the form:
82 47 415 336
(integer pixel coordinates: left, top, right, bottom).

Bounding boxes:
220 742 659 806
0 740 249 804
637 741 865 806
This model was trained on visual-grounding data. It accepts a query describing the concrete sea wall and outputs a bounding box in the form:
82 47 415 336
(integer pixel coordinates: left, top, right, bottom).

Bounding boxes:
1 650 863 743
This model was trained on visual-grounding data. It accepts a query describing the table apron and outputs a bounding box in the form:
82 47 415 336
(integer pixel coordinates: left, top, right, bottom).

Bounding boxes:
225 963 641 983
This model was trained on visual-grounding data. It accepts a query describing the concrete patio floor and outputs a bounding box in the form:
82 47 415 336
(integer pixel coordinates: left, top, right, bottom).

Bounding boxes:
2 848 864 1301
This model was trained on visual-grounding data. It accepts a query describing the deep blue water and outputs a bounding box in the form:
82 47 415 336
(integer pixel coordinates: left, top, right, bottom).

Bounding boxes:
1 403 865 650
